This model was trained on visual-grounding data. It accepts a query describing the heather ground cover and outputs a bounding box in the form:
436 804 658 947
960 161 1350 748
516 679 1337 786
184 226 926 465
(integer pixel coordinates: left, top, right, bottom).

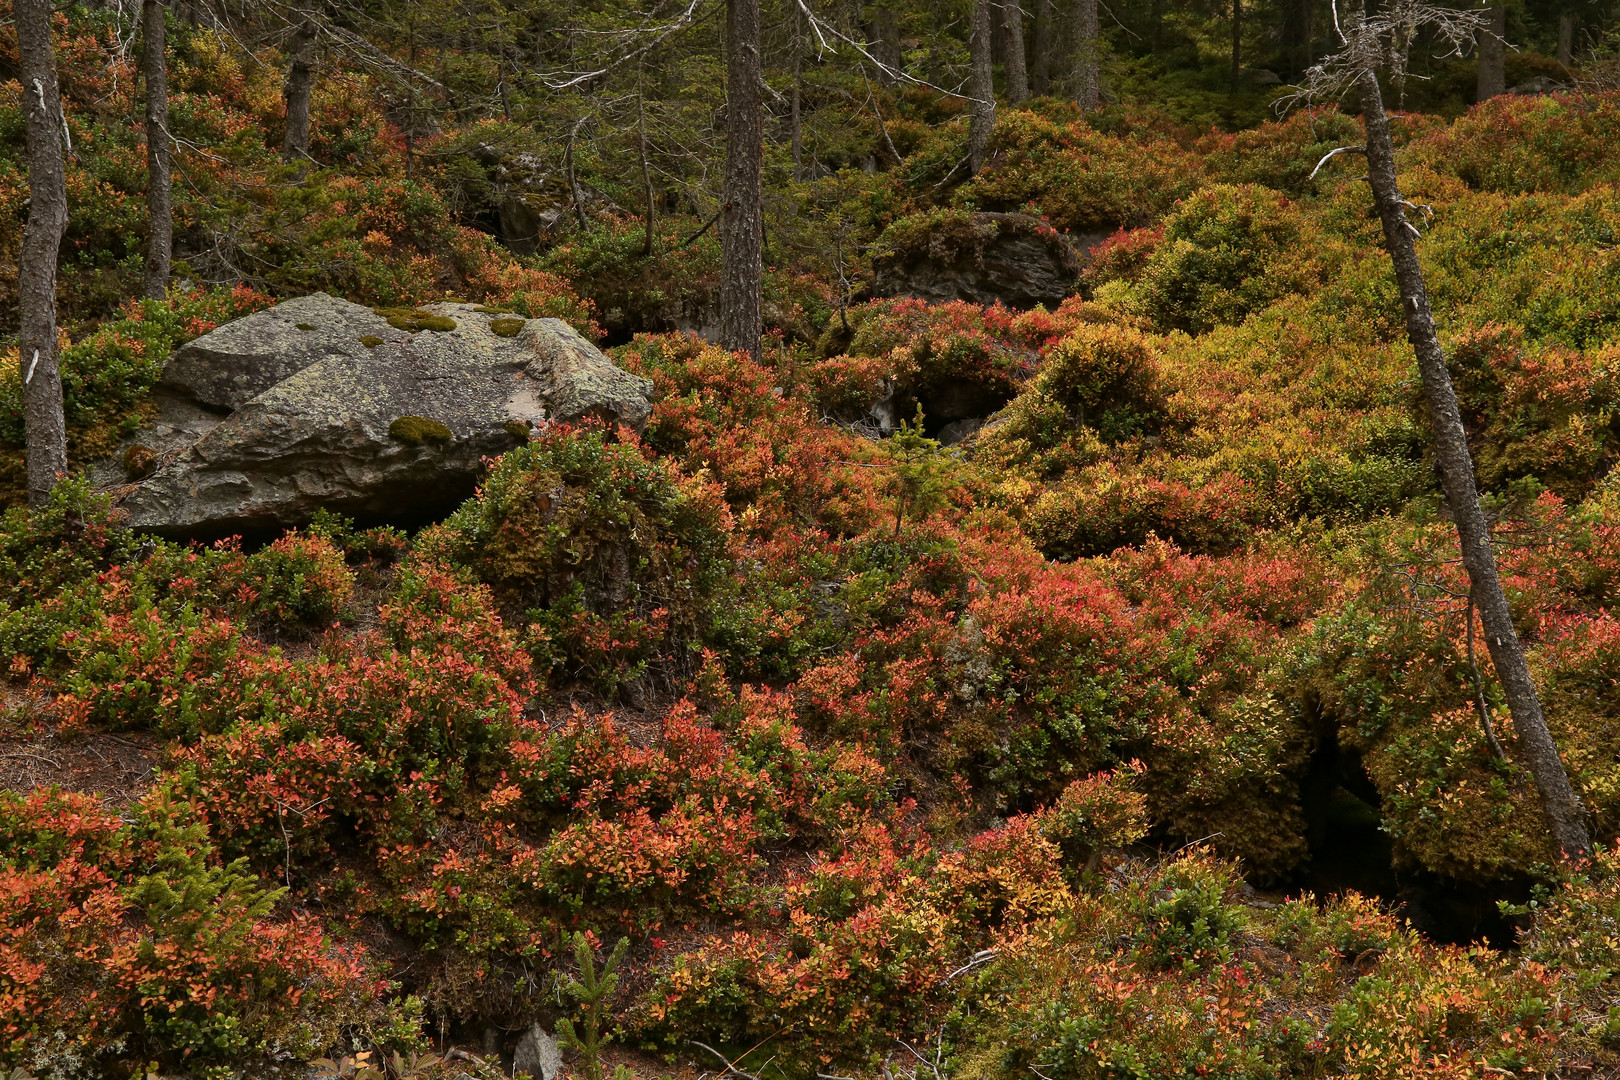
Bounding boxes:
10 8 1620 1079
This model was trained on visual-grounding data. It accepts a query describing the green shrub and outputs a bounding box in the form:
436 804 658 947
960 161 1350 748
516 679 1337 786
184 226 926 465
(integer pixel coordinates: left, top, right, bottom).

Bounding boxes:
417 427 733 691
1138 184 1332 334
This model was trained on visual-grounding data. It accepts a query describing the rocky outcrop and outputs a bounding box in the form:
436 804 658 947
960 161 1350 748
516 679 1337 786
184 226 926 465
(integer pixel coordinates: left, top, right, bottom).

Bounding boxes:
870 211 1082 310
161 292 407 411
118 299 653 538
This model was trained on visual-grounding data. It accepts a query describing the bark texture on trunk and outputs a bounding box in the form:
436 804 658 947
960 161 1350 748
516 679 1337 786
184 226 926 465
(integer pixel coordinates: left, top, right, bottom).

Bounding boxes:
870 6 901 84
1030 0 1052 95
1230 0 1241 92
282 18 315 163
1002 0 1029 103
1358 70 1592 864
719 0 763 361
16 0 70 506
1558 12 1576 69
638 78 655 258
142 0 172 300
1072 0 1099 111
968 0 996 172
1476 3 1506 100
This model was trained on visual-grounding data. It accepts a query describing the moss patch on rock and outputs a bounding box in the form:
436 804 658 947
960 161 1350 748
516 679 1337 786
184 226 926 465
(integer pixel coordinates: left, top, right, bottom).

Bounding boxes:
490 317 527 338
374 307 458 333
122 444 158 480
389 416 453 446
359 335 384 348
504 419 532 441
295 323 318 331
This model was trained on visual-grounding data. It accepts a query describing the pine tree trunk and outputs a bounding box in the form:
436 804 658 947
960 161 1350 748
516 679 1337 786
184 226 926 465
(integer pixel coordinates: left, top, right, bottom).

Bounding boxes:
719 0 763 361
1002 0 1029 103
1230 0 1242 92
142 0 171 300
1557 12 1576 69
870 6 901 85
790 2 803 180
1030 0 1052 95
968 0 996 172
1357 70 1592 864
1071 0 1098 111
16 0 70 507
282 18 314 163
638 73 655 258
1477 4 1506 101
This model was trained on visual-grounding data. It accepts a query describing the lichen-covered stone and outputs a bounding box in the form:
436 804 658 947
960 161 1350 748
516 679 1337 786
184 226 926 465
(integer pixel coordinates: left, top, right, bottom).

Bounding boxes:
120 300 655 537
161 293 404 411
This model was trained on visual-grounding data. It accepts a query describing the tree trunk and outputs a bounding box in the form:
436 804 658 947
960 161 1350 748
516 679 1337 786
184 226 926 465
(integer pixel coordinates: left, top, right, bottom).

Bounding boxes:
1072 0 1099 111
1357 70 1592 865
638 72 655 258
16 0 70 507
142 0 171 300
1230 0 1242 92
282 17 314 164
1300 0 1312 74
791 2 803 180
1557 12 1576 69
1002 0 1029 103
1030 0 1052 95
1476 3 1506 101
870 6 901 85
968 0 996 173
719 0 763 361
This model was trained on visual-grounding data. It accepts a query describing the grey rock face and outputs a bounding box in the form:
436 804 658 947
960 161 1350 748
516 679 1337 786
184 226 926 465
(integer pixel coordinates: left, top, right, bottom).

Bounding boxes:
120 301 654 537
511 1024 563 1080
871 211 1082 310
161 292 405 411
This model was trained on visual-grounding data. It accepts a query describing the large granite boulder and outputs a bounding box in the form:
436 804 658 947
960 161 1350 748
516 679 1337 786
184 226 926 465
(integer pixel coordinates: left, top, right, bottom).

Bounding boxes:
118 299 653 538
870 211 1083 309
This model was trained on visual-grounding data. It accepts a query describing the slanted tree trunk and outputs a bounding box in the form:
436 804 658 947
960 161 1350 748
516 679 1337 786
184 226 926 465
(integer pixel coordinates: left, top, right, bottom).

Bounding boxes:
1072 0 1099 110
1030 0 1052 94
1357 69 1592 864
282 18 314 163
968 0 996 173
1476 3 1506 100
719 0 763 361
16 0 70 507
1557 12 1576 69
142 0 171 300
1002 0 1029 103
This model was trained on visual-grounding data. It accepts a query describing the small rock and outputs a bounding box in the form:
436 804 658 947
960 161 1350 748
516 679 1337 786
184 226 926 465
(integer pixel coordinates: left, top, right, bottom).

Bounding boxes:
512 1023 563 1080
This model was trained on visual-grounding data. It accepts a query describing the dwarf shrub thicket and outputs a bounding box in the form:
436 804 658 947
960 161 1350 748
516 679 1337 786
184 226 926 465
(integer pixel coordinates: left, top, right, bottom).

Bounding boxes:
15 20 1620 1073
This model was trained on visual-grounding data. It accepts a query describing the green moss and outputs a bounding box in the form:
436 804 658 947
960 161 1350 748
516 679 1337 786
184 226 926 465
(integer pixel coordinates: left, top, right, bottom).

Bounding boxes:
358 335 384 348
490 317 526 338
373 307 458 333
504 420 532 441
388 416 453 446
122 444 157 480
295 323 317 331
